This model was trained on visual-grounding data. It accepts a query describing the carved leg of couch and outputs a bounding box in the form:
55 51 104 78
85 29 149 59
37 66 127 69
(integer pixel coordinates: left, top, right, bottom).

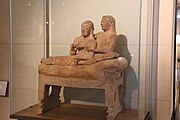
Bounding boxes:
119 84 123 111
38 74 49 114
105 86 115 120
113 85 123 117
105 84 123 120
38 75 61 114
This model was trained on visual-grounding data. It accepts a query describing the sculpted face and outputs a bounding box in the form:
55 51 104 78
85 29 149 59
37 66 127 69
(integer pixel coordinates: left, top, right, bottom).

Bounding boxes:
101 17 111 31
81 23 92 37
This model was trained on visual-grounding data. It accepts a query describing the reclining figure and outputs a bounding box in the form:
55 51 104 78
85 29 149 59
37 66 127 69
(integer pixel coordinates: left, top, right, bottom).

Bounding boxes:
38 15 128 120
41 15 121 66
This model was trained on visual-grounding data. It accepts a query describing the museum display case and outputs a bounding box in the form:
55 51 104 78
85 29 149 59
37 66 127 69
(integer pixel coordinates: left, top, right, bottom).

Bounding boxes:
9 0 154 119
173 1 180 119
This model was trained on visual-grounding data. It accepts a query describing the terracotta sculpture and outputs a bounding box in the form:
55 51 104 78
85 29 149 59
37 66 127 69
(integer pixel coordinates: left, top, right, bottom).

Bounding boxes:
38 15 128 120
92 15 119 61
42 16 119 65
41 20 96 65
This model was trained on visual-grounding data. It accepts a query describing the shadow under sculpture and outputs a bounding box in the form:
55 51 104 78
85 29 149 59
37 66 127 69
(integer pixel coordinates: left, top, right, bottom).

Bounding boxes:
38 15 128 120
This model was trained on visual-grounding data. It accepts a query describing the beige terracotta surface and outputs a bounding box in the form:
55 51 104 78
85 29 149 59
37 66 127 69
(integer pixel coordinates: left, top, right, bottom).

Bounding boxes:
38 15 128 120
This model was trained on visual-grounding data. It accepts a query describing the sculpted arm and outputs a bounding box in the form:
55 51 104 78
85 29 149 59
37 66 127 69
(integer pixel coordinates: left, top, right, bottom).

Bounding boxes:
105 35 117 52
90 34 117 53
75 40 96 60
70 37 81 55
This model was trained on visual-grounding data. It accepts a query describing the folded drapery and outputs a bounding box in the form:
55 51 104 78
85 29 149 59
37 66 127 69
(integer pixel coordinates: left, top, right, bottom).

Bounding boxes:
38 57 128 79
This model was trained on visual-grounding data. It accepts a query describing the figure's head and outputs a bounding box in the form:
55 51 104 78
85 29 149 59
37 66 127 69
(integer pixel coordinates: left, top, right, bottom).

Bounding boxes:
81 20 94 37
101 15 115 32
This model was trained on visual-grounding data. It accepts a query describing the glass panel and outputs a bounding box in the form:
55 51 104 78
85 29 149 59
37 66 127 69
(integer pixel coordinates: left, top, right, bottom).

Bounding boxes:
49 0 141 117
174 1 180 119
138 0 154 119
9 0 154 119
10 0 45 114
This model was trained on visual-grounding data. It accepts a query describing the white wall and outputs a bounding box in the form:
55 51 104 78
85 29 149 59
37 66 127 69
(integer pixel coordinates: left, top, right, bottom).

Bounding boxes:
156 0 175 119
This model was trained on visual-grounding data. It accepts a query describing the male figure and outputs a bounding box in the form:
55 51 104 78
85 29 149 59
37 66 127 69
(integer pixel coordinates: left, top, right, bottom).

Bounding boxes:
90 15 119 62
41 20 96 65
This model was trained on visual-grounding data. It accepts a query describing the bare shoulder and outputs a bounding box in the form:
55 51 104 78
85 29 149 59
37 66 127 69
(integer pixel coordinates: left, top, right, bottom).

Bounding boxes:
74 36 82 41
72 36 82 44
112 34 117 37
88 39 96 44
95 32 104 38
110 34 117 40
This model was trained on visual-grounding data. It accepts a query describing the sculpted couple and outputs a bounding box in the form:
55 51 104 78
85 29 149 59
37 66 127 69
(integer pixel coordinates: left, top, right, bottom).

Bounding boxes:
42 15 119 65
